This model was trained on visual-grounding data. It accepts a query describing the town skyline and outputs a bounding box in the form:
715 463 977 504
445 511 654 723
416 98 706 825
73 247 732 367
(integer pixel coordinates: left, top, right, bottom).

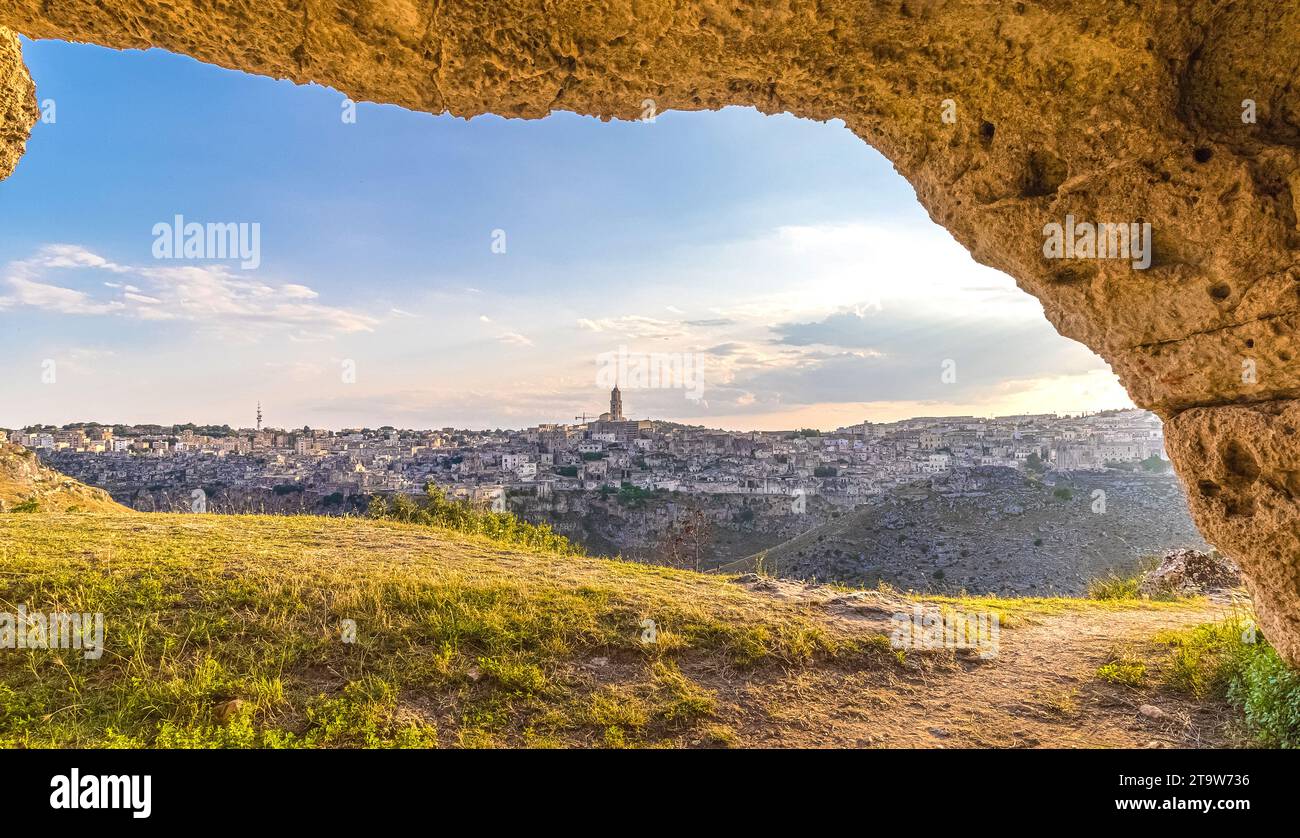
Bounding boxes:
9 401 1185 596
5 398 1143 436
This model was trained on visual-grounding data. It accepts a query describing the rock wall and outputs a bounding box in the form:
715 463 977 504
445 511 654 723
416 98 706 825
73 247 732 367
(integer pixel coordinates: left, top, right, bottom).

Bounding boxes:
0 28 36 179
1166 402 1300 664
0 2 1297 660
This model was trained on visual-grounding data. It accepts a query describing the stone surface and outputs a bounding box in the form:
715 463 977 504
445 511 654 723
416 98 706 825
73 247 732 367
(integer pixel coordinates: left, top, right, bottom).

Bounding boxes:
0 2 1297 661
0 28 36 180
1139 704 1170 722
213 698 247 725
1166 403 1300 666
0 443 129 513
1137 547 1242 598
730 468 1210 596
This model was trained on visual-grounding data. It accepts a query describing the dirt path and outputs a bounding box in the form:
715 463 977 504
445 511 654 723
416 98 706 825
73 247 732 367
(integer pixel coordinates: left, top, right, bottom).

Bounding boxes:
709 586 1247 748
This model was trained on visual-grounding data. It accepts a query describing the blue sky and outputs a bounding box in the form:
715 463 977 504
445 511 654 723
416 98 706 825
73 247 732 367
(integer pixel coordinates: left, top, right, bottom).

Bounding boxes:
0 38 1131 431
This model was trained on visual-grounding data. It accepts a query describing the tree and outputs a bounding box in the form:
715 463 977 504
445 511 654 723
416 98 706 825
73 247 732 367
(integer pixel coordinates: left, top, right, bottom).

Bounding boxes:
654 506 711 572
1140 454 1170 473
616 484 651 507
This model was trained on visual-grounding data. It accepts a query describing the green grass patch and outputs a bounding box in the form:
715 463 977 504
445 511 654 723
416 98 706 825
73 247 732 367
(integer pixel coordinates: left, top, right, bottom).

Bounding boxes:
368 484 581 555
2 509 1225 749
920 590 1198 629
1087 572 1142 600
0 512 881 748
1154 617 1300 748
1096 648 1147 687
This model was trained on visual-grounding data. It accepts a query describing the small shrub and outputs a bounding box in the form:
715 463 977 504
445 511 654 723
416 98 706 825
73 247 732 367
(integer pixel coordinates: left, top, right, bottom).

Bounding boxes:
700 724 738 747
1088 573 1140 600
1156 619 1251 698
1040 688 1079 716
587 688 649 731
368 484 582 555
650 661 716 725
478 656 548 695
303 677 437 748
1096 649 1147 687
1227 644 1300 748
1154 618 1300 748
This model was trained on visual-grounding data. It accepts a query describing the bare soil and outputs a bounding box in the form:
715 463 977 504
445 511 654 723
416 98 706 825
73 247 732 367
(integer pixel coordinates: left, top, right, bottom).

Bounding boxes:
689 582 1246 748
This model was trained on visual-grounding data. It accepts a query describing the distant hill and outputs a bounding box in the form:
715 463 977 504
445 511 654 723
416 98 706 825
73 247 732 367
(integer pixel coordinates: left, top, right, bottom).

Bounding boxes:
0 443 131 513
722 467 1210 596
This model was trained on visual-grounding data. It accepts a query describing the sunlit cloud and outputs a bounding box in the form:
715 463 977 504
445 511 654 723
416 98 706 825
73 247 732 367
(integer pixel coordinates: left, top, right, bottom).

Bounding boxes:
0 244 378 336
497 331 534 347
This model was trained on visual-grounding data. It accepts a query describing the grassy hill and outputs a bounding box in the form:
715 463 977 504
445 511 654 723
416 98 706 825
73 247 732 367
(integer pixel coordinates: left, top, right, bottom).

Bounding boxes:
0 512 896 747
0 443 130 513
2 509 1278 748
0 451 1287 749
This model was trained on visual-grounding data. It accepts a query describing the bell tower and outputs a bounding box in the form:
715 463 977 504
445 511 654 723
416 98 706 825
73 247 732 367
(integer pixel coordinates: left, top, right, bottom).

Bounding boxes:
609 384 623 421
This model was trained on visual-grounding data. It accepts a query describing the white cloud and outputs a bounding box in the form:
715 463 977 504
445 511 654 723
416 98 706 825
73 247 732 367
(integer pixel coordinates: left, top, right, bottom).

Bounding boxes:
497 331 534 347
52 347 119 376
263 360 326 380
5 275 124 315
280 284 319 300
575 315 685 339
0 245 377 336
31 244 129 272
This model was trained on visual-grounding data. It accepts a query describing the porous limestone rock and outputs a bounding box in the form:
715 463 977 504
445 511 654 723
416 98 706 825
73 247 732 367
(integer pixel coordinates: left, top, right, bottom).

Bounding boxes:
1166 402 1300 664
0 28 36 180
1137 547 1242 598
0 1 1297 661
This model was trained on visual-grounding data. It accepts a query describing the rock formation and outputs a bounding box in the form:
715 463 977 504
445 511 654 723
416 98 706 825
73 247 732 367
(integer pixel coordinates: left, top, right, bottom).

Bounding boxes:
0 29 35 180
728 469 1211 596
0 443 130 513
1138 547 1243 598
0 1 1296 660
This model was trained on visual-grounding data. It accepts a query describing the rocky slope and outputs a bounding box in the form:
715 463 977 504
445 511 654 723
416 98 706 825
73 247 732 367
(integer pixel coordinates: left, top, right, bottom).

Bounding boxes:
724 468 1209 596
0 443 131 513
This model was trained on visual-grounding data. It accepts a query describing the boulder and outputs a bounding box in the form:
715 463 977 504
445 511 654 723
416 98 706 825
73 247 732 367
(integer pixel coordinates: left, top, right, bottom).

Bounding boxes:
1138 549 1243 597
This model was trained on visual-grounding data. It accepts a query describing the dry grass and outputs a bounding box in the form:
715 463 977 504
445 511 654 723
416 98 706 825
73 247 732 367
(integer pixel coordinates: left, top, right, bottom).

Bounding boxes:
0 511 1250 749
0 513 882 748
0 445 131 514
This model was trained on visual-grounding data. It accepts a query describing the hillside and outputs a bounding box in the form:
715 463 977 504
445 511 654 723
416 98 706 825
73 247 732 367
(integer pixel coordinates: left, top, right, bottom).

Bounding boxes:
0 443 131 513
0 511 1256 748
725 468 1208 595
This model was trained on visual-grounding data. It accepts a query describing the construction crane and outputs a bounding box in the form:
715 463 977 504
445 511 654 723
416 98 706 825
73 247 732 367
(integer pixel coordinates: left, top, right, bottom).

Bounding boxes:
574 412 596 423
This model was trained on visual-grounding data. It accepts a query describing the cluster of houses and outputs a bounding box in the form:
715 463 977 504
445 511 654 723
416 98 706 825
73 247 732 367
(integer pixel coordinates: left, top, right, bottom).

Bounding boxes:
4 400 1169 508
